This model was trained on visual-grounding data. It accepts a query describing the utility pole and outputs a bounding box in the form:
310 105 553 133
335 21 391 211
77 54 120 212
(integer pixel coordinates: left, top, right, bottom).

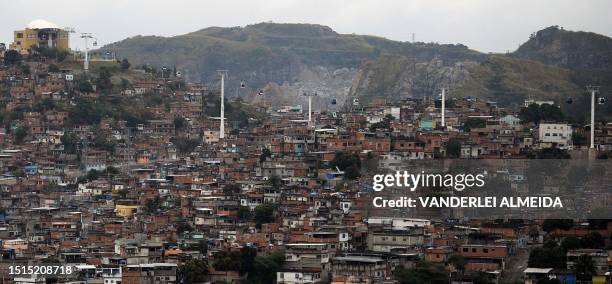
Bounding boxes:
80 33 93 71
303 92 318 127
441 88 446 127
218 70 228 139
587 85 600 149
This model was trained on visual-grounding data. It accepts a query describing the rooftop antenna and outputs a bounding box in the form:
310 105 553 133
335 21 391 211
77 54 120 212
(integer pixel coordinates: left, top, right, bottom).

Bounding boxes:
217 70 228 139
412 33 415 43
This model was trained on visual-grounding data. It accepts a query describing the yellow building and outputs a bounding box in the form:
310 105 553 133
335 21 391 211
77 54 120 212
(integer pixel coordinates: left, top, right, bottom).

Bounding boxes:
115 204 140 218
9 19 69 51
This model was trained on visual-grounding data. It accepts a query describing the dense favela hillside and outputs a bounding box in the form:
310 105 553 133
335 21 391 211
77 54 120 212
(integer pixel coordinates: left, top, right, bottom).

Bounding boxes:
3 19 612 284
103 24 612 120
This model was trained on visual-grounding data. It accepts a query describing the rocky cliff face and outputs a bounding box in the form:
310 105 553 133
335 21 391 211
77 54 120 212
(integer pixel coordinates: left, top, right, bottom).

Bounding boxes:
104 24 610 115
102 23 482 110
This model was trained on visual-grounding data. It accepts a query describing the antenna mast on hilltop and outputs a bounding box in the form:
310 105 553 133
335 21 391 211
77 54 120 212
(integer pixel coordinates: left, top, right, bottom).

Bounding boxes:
217 70 228 139
587 85 600 149
303 92 318 128
80 33 94 71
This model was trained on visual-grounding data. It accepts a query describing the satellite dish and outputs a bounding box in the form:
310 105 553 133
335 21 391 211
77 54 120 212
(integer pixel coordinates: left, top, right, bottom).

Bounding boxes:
258 90 264 96
353 98 359 105
566 97 573 104
598 97 606 105
176 71 182 77
241 82 246 88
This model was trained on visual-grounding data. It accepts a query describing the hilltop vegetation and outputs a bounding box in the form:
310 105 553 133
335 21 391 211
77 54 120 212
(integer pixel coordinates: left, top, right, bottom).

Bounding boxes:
514 25 612 70
102 22 482 90
103 23 612 120
455 55 582 106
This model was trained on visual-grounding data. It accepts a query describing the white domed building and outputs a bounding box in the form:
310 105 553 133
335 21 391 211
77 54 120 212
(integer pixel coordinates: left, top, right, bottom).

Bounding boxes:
10 19 70 51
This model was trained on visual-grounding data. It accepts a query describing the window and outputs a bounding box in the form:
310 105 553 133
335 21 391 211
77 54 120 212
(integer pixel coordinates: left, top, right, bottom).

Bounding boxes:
472 248 477 253
17 33 23 38
483 248 488 253
463 248 468 252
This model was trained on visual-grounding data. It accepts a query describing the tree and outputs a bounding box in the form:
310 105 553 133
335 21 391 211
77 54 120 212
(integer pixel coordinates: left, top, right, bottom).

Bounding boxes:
572 132 587 147
267 175 282 190
259 148 272 163
330 151 362 180
120 78 130 89
240 246 257 273
223 184 241 195
48 64 60 73
393 261 448 284
254 204 276 225
470 271 495 284
120 58 131 70
573 254 596 281
96 67 113 91
86 169 101 181
560 236 581 251
247 252 285 284
144 196 162 213
178 259 208 284
173 117 187 131
171 137 200 154
237 206 252 220
176 221 193 235
213 250 241 271
528 148 570 159
13 127 27 144
462 117 486 132
20 64 31 76
580 232 605 249
446 139 462 158
519 103 564 124
76 78 94 93
448 255 467 272
370 115 394 131
3 50 21 66
528 242 566 269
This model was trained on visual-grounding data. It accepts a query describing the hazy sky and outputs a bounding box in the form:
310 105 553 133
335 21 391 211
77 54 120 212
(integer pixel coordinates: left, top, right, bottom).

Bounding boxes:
2 0 611 53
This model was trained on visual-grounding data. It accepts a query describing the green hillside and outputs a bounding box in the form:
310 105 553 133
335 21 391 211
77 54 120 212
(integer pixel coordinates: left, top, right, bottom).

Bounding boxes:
514 25 612 70
102 23 483 89
455 55 582 106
